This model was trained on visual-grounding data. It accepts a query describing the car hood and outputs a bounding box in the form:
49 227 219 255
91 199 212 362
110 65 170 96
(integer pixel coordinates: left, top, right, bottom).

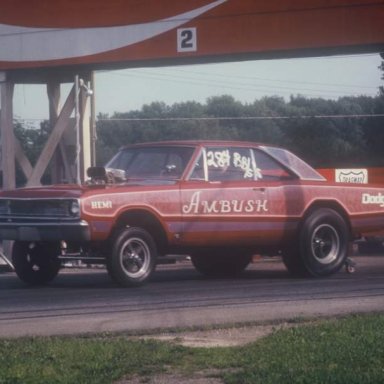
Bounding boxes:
0 184 85 199
0 179 178 199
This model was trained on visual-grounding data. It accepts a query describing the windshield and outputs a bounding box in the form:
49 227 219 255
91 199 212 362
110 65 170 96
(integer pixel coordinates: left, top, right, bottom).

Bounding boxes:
106 146 195 180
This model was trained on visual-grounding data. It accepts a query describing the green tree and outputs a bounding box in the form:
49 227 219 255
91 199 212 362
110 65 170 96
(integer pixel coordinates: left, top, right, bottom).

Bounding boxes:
13 120 53 185
95 92 382 167
379 61 384 96
360 61 384 166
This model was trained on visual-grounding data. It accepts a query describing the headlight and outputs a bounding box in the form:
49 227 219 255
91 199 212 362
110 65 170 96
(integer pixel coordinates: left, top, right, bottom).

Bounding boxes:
69 200 80 216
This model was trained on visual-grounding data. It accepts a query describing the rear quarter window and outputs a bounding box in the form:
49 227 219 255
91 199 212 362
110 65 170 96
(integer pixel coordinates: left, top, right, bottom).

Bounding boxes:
252 149 295 181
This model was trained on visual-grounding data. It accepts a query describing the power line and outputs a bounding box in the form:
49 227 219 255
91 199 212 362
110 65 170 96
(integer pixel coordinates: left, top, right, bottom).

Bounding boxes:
107 69 378 99
167 64 379 91
99 114 384 122
104 52 382 98
15 113 384 127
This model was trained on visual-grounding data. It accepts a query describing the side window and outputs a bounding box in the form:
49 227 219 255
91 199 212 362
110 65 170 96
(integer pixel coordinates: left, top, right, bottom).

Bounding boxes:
252 149 294 181
164 153 183 177
188 147 295 182
164 147 195 178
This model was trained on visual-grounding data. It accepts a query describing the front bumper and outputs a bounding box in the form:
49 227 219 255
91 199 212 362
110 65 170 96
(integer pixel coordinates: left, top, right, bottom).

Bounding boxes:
0 220 90 242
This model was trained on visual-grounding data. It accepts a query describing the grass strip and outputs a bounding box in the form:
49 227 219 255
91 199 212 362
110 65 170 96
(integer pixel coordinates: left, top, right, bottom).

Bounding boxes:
0 313 383 384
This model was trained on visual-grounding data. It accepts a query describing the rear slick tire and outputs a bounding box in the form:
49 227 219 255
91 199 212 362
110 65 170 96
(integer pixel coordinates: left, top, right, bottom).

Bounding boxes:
284 208 349 277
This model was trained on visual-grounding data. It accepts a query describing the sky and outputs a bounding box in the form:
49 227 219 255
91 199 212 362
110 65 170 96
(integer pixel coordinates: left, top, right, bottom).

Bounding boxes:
12 53 383 123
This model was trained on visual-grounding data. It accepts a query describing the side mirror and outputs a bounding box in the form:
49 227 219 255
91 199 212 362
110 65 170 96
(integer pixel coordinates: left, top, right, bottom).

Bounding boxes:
105 168 126 182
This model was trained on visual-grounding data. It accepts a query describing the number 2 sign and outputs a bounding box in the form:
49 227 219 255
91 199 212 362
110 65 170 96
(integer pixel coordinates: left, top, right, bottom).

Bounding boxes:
177 28 197 52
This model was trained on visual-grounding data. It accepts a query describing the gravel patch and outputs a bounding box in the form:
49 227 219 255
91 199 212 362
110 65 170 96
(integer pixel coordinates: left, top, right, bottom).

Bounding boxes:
136 322 293 348
120 372 223 384
116 323 294 383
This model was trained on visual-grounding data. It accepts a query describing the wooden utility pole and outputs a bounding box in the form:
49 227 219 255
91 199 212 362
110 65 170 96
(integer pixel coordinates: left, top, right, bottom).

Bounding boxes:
0 72 15 190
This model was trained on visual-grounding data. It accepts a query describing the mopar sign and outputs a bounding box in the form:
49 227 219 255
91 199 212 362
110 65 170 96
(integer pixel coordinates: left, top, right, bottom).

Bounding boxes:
335 169 368 184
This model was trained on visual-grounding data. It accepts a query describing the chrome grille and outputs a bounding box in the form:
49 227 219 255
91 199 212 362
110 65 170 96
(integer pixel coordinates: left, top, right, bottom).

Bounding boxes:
0 198 78 218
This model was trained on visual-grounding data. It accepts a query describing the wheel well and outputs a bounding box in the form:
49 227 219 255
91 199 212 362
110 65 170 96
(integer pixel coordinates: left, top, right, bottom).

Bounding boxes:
304 201 353 238
112 210 169 255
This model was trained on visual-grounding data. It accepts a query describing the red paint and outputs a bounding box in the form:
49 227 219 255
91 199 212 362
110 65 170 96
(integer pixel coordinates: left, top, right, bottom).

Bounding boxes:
1 0 383 70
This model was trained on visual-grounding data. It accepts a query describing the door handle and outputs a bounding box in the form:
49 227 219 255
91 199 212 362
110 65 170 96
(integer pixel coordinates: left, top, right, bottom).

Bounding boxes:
253 187 266 192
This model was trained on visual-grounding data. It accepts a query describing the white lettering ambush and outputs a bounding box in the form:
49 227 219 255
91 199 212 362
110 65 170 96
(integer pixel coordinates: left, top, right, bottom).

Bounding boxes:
255 199 268 212
362 193 384 208
232 200 244 213
183 191 201 214
202 200 219 214
182 191 268 214
91 200 113 209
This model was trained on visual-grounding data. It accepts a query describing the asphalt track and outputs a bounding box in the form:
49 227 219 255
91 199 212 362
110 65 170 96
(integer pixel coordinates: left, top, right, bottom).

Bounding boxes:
0 255 383 338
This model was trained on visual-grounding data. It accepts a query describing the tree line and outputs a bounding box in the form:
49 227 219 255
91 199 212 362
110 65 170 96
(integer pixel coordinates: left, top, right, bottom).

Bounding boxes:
96 93 384 168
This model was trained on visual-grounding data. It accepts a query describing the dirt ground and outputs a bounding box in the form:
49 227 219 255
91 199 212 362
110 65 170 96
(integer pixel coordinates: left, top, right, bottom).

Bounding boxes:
116 323 294 384
135 323 293 348
121 373 223 384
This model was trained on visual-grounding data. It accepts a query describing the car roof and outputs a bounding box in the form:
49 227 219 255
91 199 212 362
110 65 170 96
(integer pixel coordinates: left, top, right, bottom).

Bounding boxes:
118 140 266 150
112 140 325 182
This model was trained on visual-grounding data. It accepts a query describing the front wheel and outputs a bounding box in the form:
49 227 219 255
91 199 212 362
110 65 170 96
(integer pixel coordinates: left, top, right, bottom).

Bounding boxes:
12 241 61 285
107 227 157 287
284 208 349 277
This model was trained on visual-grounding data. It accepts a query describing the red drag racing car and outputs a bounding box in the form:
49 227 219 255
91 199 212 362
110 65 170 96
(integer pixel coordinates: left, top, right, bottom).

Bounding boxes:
0 141 383 286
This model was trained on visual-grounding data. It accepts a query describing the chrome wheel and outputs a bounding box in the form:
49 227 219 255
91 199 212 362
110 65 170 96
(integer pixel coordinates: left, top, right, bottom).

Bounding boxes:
286 208 349 277
107 227 157 287
120 237 151 279
311 224 340 265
